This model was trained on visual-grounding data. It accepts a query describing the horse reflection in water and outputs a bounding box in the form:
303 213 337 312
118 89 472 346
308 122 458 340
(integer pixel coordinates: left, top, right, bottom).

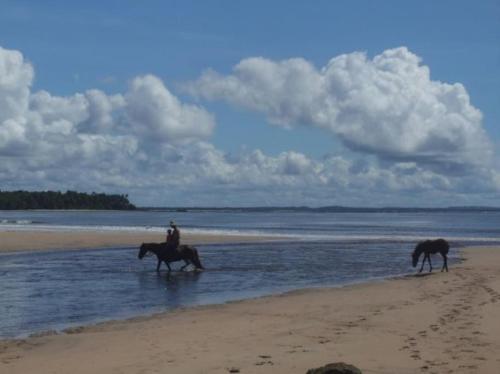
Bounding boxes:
138 243 204 272
135 266 203 310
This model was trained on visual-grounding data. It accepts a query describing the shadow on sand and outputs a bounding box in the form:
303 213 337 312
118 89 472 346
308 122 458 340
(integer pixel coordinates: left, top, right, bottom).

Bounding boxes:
413 272 435 278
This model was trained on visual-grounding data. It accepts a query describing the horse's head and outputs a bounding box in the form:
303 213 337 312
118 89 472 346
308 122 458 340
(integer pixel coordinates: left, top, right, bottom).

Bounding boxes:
138 243 148 260
411 242 423 267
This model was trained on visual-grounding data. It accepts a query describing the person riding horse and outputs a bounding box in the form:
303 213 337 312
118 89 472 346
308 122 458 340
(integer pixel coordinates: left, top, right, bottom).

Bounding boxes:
168 221 181 252
138 220 204 272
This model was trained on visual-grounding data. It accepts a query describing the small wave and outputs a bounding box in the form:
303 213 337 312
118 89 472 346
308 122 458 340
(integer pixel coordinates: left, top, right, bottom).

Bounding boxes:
17 219 33 224
0 219 33 225
184 229 500 244
0 223 163 233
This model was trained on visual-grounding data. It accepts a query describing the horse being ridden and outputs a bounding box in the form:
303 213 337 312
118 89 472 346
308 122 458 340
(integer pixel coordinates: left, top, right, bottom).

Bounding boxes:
138 242 204 272
412 238 449 273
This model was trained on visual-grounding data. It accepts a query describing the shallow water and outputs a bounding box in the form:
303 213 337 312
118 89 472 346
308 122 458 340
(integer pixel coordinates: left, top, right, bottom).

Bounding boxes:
1 209 500 338
0 239 461 338
2 210 500 242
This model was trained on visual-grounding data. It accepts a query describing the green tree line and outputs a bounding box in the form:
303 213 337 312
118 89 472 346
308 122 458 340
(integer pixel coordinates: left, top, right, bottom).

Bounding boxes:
0 190 136 210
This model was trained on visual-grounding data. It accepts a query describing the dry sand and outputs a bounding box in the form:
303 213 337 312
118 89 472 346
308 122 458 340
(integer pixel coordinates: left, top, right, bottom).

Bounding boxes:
0 230 282 253
1 246 500 373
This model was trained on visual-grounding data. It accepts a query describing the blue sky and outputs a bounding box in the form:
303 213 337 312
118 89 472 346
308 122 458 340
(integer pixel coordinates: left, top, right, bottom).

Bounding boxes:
0 1 499 206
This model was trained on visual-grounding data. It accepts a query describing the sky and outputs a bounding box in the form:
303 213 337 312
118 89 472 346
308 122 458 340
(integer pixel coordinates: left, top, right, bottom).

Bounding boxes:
0 0 499 207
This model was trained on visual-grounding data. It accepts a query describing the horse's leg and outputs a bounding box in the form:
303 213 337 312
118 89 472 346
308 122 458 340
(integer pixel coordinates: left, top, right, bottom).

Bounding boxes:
419 255 426 273
180 259 190 271
442 254 448 272
428 254 433 272
156 259 161 272
166 262 172 272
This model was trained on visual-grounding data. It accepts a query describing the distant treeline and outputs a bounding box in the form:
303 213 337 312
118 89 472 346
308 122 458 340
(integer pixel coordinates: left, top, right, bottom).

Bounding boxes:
0 190 136 210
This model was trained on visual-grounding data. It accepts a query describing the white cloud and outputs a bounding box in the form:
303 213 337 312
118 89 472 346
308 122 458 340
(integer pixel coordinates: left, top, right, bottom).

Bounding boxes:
0 45 499 206
0 46 218 200
0 46 214 153
185 47 492 172
0 46 33 122
79 89 125 133
124 75 215 144
0 46 215 169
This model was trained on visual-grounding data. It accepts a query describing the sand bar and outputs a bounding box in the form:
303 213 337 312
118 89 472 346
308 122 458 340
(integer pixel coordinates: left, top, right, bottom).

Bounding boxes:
0 230 283 253
1 246 499 373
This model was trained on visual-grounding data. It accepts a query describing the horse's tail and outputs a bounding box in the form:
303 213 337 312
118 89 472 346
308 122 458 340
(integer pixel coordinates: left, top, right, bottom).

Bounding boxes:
191 247 204 270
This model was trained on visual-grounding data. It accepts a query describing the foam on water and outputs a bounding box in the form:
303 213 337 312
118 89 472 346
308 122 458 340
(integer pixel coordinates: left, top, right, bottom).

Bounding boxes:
0 219 34 225
1 221 500 245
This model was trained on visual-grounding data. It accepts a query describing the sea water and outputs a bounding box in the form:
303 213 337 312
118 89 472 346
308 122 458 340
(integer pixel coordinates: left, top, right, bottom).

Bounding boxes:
1 209 500 338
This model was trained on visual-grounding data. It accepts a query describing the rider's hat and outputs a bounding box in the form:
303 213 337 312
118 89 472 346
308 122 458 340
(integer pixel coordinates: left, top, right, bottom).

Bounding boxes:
169 220 176 227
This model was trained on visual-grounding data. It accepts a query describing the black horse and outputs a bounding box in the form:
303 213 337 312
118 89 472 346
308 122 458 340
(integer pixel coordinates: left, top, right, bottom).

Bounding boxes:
138 243 204 272
412 238 449 273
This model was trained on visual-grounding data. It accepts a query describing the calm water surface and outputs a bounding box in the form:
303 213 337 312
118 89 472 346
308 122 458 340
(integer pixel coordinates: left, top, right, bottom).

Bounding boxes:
1 210 499 338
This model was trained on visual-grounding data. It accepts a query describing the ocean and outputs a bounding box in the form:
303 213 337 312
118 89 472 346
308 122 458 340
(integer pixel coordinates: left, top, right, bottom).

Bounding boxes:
1 209 500 338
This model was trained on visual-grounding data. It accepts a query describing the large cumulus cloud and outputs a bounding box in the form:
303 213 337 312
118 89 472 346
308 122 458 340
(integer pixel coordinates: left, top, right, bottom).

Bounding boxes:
185 47 492 173
0 46 215 187
0 47 214 156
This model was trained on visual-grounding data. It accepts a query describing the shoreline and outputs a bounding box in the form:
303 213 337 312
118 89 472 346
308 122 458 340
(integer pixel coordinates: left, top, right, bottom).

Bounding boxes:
4 268 417 341
0 229 285 253
1 246 499 373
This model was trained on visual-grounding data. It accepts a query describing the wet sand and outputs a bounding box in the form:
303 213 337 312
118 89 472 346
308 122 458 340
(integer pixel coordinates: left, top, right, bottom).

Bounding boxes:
0 230 282 253
1 246 499 373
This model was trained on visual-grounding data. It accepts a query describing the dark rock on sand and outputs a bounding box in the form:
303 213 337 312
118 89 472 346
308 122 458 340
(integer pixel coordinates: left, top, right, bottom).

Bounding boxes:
306 362 362 374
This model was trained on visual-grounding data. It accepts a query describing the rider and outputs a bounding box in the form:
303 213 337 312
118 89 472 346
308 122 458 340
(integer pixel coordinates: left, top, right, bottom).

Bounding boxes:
169 221 181 252
166 229 172 243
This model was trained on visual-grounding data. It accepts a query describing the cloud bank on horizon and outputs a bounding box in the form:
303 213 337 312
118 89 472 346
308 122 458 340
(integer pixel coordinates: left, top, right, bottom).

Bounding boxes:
0 45 498 206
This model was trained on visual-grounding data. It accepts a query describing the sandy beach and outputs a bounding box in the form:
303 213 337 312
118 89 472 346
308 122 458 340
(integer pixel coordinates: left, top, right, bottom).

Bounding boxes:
1 243 499 373
0 230 282 253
